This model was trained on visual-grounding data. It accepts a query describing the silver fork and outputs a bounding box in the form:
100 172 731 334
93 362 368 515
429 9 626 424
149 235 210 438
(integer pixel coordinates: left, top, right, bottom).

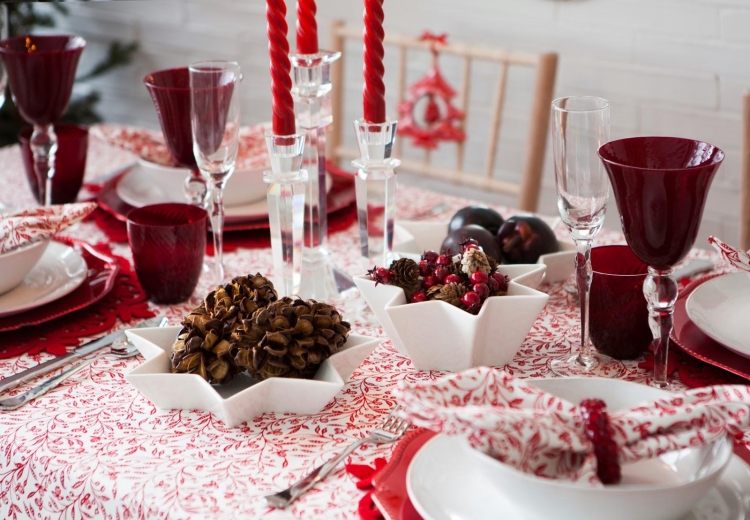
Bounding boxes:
0 339 139 411
265 407 410 509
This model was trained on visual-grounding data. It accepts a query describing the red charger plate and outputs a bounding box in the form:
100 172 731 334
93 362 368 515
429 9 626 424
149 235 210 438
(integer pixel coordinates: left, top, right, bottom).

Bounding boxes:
97 162 356 232
0 238 120 332
672 273 750 382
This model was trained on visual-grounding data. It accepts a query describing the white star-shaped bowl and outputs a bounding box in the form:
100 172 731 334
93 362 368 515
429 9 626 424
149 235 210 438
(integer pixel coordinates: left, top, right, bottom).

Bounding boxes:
124 326 380 427
355 221 549 372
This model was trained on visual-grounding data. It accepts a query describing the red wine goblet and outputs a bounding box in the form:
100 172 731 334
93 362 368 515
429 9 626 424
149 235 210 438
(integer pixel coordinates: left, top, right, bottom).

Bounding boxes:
0 35 85 206
599 136 724 389
144 67 208 207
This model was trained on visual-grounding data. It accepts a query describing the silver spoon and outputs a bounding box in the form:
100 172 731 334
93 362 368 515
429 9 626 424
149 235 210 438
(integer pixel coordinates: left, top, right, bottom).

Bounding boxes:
0 340 140 411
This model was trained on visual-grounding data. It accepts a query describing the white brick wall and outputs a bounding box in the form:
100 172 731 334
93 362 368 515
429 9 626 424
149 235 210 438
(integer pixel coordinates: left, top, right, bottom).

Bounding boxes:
36 0 750 245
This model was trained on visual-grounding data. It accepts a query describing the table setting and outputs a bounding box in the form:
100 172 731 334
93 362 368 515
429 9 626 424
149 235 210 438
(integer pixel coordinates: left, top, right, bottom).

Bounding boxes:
0 1 749 519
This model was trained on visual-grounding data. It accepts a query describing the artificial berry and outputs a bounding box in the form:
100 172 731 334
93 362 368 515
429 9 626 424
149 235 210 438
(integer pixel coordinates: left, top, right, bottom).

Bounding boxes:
492 272 509 292
445 274 462 285
434 266 450 283
461 238 480 252
376 267 391 284
461 291 481 308
488 276 500 292
411 291 428 303
470 271 489 285
473 283 490 299
423 250 439 263
423 275 438 289
436 255 452 267
418 260 432 277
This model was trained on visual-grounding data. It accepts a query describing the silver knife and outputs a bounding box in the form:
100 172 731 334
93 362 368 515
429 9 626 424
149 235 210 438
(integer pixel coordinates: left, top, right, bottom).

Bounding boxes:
0 316 168 395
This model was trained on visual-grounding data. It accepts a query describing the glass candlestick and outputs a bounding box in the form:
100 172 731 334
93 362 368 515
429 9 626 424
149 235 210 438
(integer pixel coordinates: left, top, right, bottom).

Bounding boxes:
353 120 399 271
291 50 341 300
264 133 308 297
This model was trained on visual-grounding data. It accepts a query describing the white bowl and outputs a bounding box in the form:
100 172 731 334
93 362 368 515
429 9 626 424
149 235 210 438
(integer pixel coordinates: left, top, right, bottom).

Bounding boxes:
466 377 733 520
0 240 50 295
125 326 380 427
137 158 266 208
354 264 548 372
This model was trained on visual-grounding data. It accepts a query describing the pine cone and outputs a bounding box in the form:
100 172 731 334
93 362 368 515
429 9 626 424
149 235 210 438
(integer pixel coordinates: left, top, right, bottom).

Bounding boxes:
389 258 422 299
461 249 492 275
434 282 466 307
426 284 444 300
447 259 464 277
170 274 278 385
234 297 351 381
487 254 500 274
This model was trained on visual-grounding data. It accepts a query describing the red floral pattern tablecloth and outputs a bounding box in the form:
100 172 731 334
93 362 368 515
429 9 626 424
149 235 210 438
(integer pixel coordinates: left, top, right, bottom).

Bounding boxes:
0 131 743 519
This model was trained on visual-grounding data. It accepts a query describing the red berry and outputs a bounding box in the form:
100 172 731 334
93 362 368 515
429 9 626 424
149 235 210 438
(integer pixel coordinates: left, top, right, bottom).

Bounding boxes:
445 274 462 285
492 272 509 291
377 267 392 284
461 291 481 308
423 250 439 263
423 275 437 289
434 266 449 283
470 271 489 285
488 277 500 292
411 291 427 303
436 255 452 266
461 238 480 252
418 260 432 276
473 283 490 299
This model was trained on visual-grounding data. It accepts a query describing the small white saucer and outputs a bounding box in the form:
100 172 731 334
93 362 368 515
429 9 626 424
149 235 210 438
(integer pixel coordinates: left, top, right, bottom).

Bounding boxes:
686 272 750 358
0 242 87 318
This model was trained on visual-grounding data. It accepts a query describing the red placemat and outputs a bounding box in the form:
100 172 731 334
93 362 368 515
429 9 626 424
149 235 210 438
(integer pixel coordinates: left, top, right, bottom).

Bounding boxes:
0 239 155 358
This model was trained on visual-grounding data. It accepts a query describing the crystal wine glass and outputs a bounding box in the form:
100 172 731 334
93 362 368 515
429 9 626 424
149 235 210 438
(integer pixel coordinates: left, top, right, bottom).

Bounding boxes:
599 137 723 388
550 96 622 377
0 5 9 109
0 35 85 206
189 60 242 285
144 67 208 208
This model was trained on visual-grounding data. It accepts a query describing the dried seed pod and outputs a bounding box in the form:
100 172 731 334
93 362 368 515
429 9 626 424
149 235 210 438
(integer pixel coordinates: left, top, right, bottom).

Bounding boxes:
389 258 422 299
234 297 351 381
434 282 467 307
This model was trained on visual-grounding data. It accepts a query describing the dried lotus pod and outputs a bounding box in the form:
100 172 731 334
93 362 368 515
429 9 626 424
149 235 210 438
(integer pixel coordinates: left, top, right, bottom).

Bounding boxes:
170 273 279 384
234 297 351 381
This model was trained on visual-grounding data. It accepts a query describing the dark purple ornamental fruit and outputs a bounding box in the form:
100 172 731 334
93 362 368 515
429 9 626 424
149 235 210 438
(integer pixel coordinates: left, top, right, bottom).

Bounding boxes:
441 224 502 260
496 215 559 264
448 206 505 235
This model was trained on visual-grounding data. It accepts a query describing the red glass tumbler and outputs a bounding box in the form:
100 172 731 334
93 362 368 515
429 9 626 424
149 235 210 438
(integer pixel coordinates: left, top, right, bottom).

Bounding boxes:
127 203 207 304
589 245 651 360
19 124 88 204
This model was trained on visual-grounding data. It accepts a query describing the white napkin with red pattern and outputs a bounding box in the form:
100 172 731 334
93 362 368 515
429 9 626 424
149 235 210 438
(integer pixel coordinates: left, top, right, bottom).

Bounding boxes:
0 202 96 254
395 367 750 486
709 236 750 273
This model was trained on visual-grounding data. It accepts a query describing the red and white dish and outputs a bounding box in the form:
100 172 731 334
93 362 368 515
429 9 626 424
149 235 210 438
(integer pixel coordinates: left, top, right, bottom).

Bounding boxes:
686 272 750 359
672 274 750 381
0 239 49 295
0 239 120 332
407 378 743 520
0 241 87 319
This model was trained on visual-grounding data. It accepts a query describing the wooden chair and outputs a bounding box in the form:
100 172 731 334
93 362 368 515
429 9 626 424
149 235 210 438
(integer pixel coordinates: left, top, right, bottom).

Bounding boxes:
741 90 750 251
328 21 558 213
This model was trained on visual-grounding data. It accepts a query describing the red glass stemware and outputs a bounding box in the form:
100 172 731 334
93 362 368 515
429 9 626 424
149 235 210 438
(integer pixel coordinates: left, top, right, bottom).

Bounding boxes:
599 136 723 388
144 67 207 206
0 35 85 206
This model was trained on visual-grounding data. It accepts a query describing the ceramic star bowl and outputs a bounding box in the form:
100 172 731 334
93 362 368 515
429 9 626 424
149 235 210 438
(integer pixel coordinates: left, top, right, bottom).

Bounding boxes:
125 326 380 427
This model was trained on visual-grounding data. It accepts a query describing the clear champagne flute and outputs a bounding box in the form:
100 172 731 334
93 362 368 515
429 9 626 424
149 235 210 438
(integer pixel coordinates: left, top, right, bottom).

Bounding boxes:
189 60 242 285
550 96 623 377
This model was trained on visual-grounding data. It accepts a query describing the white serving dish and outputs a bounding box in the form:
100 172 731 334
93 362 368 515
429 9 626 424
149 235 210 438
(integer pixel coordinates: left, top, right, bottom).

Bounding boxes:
0 241 87 317
686 272 750 358
410 377 733 520
354 264 548 372
125 326 380 427
0 239 49 295
393 220 576 284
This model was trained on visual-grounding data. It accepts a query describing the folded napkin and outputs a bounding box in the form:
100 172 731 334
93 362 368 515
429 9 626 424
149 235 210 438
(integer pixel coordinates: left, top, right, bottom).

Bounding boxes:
0 202 96 254
93 123 270 171
395 367 750 486
708 236 750 273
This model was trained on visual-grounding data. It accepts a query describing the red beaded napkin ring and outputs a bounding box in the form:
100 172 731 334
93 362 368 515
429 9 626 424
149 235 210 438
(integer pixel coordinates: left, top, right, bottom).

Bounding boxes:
579 399 621 484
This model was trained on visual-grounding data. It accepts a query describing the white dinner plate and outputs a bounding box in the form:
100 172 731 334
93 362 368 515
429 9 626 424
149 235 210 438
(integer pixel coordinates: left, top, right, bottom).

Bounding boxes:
117 166 333 223
407 435 750 520
0 242 87 318
686 272 750 359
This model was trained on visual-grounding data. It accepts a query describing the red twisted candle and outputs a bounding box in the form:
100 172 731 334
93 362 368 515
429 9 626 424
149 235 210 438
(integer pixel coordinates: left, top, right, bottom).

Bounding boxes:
296 0 318 55
363 0 386 124
267 0 296 135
